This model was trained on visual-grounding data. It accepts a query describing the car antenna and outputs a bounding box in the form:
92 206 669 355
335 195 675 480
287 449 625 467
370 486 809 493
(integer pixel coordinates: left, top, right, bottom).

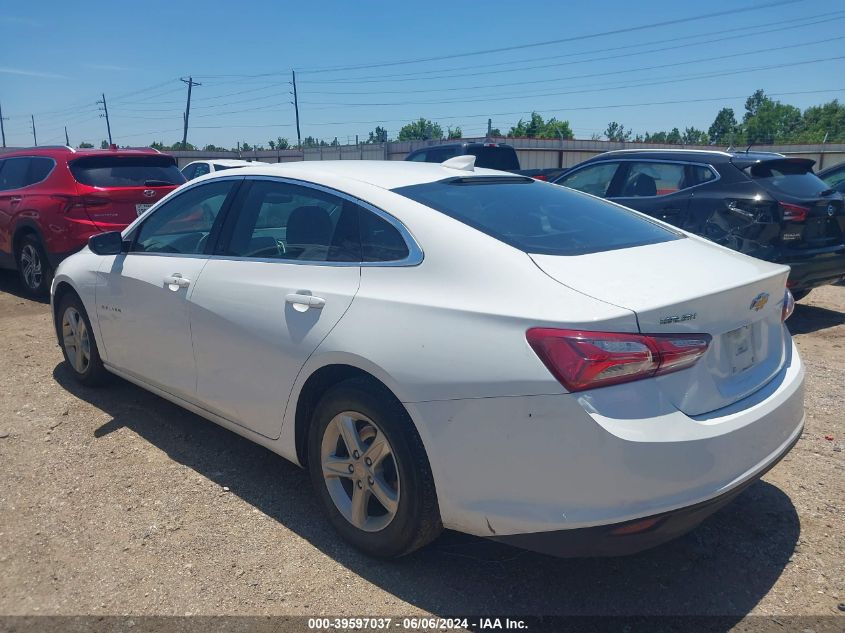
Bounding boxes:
745 143 754 153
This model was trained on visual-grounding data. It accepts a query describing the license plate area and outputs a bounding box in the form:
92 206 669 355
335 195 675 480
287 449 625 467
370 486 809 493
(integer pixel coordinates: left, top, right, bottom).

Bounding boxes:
136 203 152 216
724 324 755 375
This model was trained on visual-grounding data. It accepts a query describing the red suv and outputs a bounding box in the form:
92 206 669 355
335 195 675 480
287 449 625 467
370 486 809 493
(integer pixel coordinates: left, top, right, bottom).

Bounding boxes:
0 146 186 296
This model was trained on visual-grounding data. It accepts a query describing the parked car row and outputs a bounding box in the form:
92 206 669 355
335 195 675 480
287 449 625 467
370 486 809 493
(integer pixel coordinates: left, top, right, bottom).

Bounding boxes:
552 149 845 300
0 145 186 295
49 155 804 559
181 158 268 180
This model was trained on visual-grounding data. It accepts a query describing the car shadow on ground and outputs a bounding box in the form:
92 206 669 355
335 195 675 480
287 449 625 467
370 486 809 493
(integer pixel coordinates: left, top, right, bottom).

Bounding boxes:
788 301 845 335
0 270 48 304
53 363 799 623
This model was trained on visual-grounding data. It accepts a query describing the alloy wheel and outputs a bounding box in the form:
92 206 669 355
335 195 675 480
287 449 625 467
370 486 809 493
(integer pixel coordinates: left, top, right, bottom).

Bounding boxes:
320 411 400 532
62 307 91 375
20 244 42 290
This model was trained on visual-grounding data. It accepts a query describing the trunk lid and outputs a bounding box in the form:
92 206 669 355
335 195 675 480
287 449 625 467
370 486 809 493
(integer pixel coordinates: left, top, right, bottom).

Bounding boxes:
68 153 184 229
530 237 790 415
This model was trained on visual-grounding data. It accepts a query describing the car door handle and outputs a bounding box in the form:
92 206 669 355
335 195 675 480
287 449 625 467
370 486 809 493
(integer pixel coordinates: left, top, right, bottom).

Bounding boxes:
285 293 325 309
164 273 191 289
10 196 22 204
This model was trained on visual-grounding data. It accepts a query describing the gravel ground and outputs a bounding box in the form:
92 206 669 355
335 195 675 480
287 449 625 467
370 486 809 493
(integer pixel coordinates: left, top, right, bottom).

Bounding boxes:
0 270 842 623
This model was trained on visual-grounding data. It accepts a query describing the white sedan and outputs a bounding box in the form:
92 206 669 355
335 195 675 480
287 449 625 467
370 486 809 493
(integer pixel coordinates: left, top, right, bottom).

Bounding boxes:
181 158 268 180
51 157 804 558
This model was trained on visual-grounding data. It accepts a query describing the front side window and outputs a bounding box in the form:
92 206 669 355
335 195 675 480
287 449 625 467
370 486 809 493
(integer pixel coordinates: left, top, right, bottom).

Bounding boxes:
556 162 618 197
132 180 236 254
407 152 428 162
194 163 211 177
393 177 680 256
618 162 686 197
222 180 359 262
0 158 31 191
181 164 197 180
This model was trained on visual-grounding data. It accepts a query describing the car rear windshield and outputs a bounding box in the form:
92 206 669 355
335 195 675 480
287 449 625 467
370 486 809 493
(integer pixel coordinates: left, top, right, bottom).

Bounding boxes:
70 155 185 188
466 146 520 171
393 177 681 256
746 159 829 198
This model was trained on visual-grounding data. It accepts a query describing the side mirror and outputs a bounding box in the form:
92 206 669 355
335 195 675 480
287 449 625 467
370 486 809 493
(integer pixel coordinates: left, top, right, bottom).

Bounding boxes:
88 231 124 255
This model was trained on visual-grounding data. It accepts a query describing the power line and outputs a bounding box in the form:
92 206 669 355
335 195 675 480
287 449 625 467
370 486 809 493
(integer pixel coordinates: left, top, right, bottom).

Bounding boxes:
304 55 845 107
294 0 805 74
300 14 845 89
317 10 845 83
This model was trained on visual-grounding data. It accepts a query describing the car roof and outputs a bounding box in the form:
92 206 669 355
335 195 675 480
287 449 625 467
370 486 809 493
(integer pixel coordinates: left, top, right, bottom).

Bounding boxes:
220 159 507 190
189 159 266 167
0 146 164 160
582 148 785 165
411 141 513 151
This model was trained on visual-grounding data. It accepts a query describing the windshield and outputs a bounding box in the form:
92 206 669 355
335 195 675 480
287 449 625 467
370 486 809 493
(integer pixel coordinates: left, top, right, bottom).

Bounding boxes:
393 177 680 256
70 155 185 187
747 159 830 198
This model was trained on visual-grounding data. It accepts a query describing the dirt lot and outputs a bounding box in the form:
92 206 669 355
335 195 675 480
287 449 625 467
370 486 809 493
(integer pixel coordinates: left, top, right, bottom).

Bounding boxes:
0 270 842 624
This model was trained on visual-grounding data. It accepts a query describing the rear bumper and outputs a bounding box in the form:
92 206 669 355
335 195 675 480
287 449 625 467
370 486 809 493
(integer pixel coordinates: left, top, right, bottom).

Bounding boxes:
783 249 845 290
407 339 805 550
491 420 801 557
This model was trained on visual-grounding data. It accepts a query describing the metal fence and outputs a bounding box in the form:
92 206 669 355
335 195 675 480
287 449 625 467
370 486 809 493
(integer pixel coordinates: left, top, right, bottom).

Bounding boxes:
4 138 844 171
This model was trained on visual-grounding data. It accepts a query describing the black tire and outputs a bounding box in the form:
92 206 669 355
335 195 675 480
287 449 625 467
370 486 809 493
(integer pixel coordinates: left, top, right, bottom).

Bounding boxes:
57 292 109 387
307 378 442 557
790 288 811 302
16 234 52 298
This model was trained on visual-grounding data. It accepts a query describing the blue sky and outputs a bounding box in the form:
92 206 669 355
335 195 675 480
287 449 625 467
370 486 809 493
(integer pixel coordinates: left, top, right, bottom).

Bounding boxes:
1 0 844 148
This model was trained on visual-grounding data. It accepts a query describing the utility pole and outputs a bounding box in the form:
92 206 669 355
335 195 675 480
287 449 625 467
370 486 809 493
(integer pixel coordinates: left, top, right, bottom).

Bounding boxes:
0 102 7 148
97 93 112 145
30 115 37 146
487 118 492 137
65 126 70 146
291 69 301 148
180 76 201 150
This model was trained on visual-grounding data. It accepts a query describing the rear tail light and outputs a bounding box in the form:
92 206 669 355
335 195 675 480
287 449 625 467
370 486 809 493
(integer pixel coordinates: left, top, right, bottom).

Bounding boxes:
526 328 711 392
533 175 549 181
51 194 109 214
780 202 809 222
782 289 795 322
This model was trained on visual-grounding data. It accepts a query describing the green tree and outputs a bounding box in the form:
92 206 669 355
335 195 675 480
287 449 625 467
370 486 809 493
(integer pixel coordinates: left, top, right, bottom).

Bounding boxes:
508 112 573 139
100 140 109 149
603 121 632 142
796 99 845 143
366 126 388 143
446 126 462 140
708 107 738 145
682 126 708 145
202 144 225 151
398 118 443 141
78 141 94 148
742 89 801 144
488 127 502 137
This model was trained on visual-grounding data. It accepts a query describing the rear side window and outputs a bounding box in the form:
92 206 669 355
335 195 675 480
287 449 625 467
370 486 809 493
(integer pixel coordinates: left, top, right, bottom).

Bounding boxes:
393 177 680 256
222 180 359 262
466 146 520 171
70 155 186 187
748 159 829 197
0 158 31 191
213 164 237 171
28 157 55 185
618 162 685 197
360 210 409 262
